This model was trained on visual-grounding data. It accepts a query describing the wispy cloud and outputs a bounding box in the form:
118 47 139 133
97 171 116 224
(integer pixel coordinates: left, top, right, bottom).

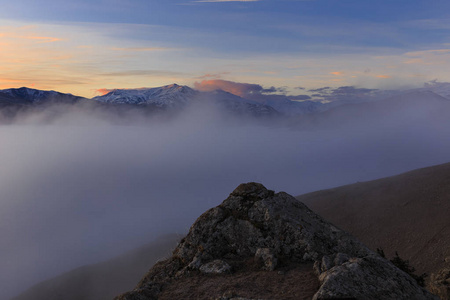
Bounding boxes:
100 70 184 77
23 36 62 43
111 47 172 52
403 58 425 65
0 30 62 43
402 18 450 31
194 79 268 97
196 72 230 79
0 78 26 83
95 86 166 96
194 79 312 103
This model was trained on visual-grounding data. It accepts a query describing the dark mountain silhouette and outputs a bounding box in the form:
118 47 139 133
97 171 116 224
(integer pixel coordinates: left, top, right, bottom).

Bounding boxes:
0 87 85 105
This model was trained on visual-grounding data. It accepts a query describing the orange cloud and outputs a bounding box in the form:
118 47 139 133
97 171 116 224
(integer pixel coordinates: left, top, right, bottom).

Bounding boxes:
376 75 391 79
197 72 230 79
330 71 344 76
0 78 25 83
194 79 250 97
23 36 62 43
405 49 450 57
403 58 427 65
96 88 113 96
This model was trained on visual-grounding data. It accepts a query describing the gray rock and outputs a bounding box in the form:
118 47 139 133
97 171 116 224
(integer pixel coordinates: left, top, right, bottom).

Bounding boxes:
255 248 277 271
115 182 438 300
199 259 232 274
173 182 372 270
314 252 350 275
314 256 436 300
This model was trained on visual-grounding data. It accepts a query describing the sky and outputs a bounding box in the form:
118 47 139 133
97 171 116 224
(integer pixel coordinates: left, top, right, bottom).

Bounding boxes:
1 1 450 97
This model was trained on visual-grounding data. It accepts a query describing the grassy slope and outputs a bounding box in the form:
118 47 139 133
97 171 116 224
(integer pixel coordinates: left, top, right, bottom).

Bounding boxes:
297 162 450 275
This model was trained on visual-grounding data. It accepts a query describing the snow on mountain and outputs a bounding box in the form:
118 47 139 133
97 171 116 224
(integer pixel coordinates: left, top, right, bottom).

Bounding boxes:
92 84 279 117
0 85 337 117
415 81 450 99
92 84 198 108
4 84 449 120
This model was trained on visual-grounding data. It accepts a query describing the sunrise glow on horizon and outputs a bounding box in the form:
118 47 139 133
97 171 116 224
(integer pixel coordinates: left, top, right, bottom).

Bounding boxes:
1 1 450 98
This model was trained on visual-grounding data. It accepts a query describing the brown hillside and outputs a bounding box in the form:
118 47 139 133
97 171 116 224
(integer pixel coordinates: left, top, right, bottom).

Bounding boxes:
12 235 180 300
297 162 450 276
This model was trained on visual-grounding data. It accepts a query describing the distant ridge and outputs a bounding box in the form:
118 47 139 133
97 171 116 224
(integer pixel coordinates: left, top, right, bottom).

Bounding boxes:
0 87 86 105
0 84 280 119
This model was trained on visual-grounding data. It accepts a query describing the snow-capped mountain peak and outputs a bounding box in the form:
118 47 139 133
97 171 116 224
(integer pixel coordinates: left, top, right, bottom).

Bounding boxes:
93 84 198 107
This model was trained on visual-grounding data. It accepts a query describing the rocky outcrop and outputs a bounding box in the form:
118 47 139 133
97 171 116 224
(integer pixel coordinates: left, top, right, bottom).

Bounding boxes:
115 183 438 300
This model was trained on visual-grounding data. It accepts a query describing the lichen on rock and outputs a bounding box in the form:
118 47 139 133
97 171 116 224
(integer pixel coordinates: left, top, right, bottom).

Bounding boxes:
428 268 450 300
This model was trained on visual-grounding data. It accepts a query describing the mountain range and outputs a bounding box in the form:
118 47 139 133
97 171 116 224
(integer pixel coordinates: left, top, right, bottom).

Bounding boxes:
0 84 281 119
2 84 449 122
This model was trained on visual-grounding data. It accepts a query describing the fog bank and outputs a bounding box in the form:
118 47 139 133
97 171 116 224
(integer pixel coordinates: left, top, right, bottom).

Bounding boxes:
2 99 450 299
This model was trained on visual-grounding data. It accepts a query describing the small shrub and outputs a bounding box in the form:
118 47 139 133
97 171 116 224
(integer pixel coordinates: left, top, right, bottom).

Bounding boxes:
376 248 386 258
377 248 427 287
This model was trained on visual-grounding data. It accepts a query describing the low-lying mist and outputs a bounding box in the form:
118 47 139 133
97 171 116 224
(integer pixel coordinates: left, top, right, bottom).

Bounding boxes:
2 98 450 299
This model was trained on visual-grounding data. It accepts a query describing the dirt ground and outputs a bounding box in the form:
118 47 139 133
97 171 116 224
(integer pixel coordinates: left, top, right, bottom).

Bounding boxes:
158 263 319 300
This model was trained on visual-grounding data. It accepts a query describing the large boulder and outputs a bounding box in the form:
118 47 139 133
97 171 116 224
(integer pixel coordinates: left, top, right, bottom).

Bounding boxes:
115 183 438 300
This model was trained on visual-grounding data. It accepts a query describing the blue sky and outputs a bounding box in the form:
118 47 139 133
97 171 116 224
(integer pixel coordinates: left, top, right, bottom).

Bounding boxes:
1 0 450 97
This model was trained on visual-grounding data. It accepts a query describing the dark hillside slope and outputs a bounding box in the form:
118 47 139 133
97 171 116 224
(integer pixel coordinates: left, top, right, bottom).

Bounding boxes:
297 162 450 277
12 235 180 300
